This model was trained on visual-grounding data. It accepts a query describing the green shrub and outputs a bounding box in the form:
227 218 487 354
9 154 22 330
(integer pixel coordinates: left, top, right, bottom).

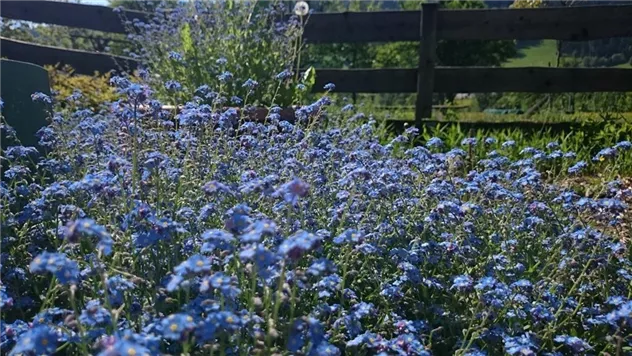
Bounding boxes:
127 1 312 107
46 65 119 110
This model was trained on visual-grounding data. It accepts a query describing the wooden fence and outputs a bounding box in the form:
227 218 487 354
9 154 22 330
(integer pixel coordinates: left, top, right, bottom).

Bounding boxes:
2 0 632 125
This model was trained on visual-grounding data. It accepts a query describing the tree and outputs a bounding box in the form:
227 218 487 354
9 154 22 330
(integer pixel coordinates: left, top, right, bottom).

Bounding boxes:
374 0 516 67
611 53 626 65
302 0 517 105
372 0 517 104
302 0 383 70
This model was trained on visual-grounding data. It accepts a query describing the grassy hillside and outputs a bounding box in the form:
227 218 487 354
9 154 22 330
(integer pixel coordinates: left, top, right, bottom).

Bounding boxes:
504 40 558 68
504 40 632 68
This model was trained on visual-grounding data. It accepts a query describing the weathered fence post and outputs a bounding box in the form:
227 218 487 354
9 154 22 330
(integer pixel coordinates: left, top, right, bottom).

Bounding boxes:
415 1 439 126
0 59 51 149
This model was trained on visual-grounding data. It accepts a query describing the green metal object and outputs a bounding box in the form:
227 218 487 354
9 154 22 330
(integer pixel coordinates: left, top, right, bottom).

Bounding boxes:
1 59 51 149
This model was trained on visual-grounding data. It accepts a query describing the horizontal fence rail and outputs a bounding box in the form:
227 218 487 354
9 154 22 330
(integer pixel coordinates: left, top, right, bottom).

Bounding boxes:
303 5 632 43
5 2 632 42
314 68 632 93
0 0 632 43
2 1 632 124
436 5 632 41
1 0 148 34
0 37 138 75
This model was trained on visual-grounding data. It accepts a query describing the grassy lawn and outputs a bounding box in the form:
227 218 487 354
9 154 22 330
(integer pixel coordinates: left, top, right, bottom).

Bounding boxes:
504 40 558 68
445 111 632 123
504 40 632 69
369 107 632 123
359 40 632 123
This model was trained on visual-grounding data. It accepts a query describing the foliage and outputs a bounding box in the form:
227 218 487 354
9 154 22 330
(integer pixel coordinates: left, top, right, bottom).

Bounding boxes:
495 0 632 116
125 1 312 107
510 0 544 8
372 0 516 105
479 90 632 113
46 65 120 111
1 20 94 51
371 0 516 70
302 0 382 70
414 119 632 176
564 38 632 67
1 15 129 56
1 1 632 355
302 0 516 106
304 0 515 72
1 73 631 356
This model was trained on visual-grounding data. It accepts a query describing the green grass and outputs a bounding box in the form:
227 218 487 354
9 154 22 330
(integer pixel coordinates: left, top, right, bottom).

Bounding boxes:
445 111 632 123
615 62 632 68
504 40 632 69
350 41 632 124
504 40 559 68
363 107 632 124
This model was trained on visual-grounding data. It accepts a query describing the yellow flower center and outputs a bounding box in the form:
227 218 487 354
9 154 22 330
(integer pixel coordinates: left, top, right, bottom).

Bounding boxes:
196 260 204 266
41 338 48 346
226 316 234 323
170 323 178 331
128 348 137 356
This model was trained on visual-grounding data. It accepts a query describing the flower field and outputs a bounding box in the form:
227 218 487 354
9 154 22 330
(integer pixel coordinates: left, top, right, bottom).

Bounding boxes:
2 2 632 356
2 78 632 355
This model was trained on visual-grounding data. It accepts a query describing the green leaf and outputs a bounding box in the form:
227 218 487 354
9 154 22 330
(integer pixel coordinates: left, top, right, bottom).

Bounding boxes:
180 23 194 57
302 66 316 90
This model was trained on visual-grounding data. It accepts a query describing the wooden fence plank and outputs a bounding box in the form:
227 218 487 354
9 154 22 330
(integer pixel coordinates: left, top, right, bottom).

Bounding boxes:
438 5 632 41
0 0 149 34
435 67 632 93
0 37 138 75
313 68 632 93
416 2 438 124
304 5 632 43
313 69 417 93
303 11 419 43
3 36 631 94
2 1 631 42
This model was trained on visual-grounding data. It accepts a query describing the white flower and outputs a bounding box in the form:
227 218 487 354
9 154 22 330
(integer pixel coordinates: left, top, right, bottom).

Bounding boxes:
294 1 309 16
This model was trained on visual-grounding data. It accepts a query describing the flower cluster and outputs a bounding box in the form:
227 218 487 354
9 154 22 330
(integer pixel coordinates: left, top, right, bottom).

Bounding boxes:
124 0 310 107
1 69 631 356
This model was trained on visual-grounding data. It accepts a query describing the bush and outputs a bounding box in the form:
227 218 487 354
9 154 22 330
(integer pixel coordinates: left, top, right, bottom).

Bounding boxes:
611 53 626 65
1 74 631 355
125 1 313 107
46 65 119 110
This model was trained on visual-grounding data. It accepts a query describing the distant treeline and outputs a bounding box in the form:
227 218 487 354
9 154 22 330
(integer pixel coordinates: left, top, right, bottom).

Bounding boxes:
562 38 632 67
